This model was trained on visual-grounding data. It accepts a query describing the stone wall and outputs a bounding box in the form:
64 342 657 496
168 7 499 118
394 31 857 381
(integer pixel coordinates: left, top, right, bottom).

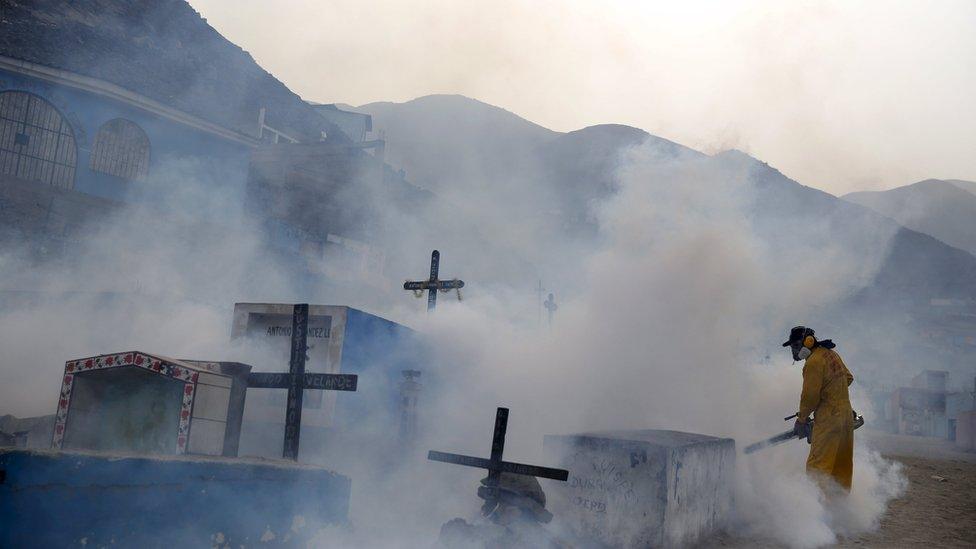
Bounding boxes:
0 172 118 258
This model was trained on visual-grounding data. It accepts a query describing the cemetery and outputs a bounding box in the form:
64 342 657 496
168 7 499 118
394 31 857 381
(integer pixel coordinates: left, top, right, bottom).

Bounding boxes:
0 297 739 547
2 306 360 547
5 1 975 546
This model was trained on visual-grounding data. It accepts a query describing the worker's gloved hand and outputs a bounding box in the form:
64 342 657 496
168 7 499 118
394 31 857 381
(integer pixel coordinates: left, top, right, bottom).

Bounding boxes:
793 420 809 439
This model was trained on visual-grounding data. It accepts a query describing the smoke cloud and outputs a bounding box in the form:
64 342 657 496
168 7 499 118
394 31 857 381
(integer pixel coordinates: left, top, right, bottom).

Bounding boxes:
2 5 940 543
0 122 914 548
267 136 908 546
0 122 913 546
191 0 976 194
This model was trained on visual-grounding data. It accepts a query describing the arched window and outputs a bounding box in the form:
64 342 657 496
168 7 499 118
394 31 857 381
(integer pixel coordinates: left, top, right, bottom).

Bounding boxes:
0 91 77 189
90 118 150 180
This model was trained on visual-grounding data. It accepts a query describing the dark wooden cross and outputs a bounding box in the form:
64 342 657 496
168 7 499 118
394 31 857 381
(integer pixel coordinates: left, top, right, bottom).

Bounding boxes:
428 407 568 507
246 304 359 460
403 249 465 312
544 292 558 328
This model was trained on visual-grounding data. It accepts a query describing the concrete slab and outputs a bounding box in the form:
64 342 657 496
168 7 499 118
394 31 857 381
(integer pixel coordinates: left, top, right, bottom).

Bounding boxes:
0 448 350 547
543 430 735 548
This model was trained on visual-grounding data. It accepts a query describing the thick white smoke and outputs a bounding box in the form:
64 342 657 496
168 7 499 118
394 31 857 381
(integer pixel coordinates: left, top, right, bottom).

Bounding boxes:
308 138 908 547
0 129 909 546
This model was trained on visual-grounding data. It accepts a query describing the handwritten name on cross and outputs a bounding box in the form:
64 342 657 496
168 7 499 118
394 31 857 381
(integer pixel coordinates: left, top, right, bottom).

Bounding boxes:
246 304 358 460
403 249 464 312
428 407 568 513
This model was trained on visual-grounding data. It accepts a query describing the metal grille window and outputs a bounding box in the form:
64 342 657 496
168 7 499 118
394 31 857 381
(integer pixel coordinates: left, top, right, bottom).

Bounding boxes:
0 91 77 189
90 118 150 180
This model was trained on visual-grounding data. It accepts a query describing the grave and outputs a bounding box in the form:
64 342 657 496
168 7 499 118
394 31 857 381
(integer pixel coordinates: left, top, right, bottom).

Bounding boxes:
429 407 569 547
2 349 353 546
543 430 735 548
428 407 569 508
231 303 428 463
245 304 359 460
403 249 465 311
52 351 251 457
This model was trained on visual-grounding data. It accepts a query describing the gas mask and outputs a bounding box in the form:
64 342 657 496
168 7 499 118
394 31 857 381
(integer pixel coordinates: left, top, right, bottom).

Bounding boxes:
784 325 816 362
791 342 812 361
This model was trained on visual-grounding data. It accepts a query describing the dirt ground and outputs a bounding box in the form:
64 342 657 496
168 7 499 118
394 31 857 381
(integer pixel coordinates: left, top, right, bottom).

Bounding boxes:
712 431 976 548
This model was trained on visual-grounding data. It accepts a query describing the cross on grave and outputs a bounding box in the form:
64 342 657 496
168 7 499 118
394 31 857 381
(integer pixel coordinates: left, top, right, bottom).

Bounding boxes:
246 304 359 460
428 407 568 510
544 293 558 328
404 249 465 312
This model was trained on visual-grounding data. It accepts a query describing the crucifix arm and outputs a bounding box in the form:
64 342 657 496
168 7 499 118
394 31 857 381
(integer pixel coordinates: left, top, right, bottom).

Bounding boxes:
248 372 358 392
404 279 465 291
427 451 569 481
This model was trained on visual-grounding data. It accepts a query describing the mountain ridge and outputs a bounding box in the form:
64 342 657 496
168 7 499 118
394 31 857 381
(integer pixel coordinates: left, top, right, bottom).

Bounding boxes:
844 179 976 256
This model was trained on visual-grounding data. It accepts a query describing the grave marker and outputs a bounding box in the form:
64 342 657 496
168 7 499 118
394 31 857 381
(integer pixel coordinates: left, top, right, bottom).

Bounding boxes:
404 249 464 311
245 304 358 460
428 407 568 509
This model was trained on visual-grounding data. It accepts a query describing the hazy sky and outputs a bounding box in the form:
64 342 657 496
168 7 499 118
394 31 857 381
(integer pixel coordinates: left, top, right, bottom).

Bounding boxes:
191 0 975 195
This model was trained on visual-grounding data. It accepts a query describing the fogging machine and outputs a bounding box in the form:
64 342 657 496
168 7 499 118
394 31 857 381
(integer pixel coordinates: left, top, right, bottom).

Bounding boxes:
743 411 864 454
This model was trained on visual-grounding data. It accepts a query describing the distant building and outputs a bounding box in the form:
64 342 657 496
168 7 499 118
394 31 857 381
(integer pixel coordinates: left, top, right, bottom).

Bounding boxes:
912 370 948 392
0 1 340 257
246 141 428 293
310 102 387 163
0 59 254 202
0 0 419 291
886 370 950 438
946 376 976 445
309 103 373 143
0 0 342 196
955 409 976 451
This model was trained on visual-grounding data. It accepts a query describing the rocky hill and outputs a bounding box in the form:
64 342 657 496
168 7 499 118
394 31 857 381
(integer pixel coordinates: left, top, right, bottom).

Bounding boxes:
844 179 976 256
353 95 976 307
349 94 558 192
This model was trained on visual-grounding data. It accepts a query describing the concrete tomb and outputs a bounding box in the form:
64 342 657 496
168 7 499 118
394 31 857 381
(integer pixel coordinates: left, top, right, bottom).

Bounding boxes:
543 430 735 548
947 376 976 448
231 303 428 462
53 351 250 457
955 410 976 451
2 350 352 546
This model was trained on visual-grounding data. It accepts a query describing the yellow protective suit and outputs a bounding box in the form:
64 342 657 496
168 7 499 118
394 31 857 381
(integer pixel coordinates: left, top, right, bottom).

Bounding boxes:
797 346 855 490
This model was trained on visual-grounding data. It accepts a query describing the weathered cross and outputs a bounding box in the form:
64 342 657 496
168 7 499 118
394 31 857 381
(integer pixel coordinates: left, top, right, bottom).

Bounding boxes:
403 249 464 312
428 407 568 508
544 292 558 328
246 304 358 460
